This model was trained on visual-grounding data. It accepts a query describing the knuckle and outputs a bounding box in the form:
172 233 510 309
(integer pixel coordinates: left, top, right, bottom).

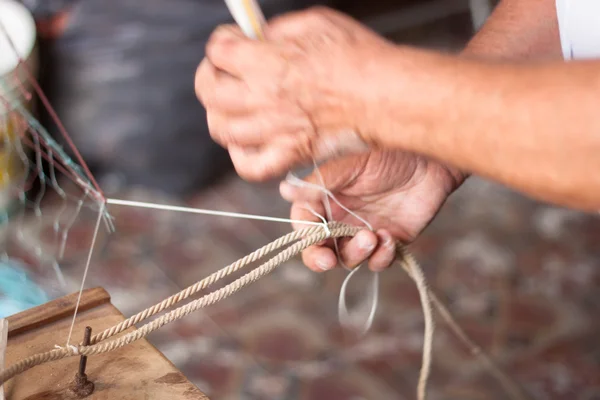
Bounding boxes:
235 164 262 182
307 6 334 21
220 129 238 148
206 114 231 146
206 25 236 61
206 114 220 140
230 151 270 182
225 121 246 146
194 60 210 102
252 164 274 182
296 132 315 160
252 156 283 182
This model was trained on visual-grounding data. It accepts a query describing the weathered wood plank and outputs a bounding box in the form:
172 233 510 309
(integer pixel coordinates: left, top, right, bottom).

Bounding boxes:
4 288 208 399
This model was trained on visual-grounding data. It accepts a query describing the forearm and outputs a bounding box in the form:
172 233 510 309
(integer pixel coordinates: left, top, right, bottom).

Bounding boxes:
372 50 600 211
429 0 562 185
462 0 561 59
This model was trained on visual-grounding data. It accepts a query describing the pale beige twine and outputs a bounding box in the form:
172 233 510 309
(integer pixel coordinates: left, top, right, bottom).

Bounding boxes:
0 222 529 400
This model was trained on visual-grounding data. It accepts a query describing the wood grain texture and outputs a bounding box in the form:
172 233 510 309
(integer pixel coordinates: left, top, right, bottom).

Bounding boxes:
0 319 7 400
6 288 110 338
4 287 208 399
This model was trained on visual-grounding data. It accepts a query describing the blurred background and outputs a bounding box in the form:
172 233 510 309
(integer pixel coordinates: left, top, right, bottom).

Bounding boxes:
2 0 600 399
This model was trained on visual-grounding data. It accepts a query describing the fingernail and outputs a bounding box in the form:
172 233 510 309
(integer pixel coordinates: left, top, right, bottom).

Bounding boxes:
317 258 334 271
357 232 376 252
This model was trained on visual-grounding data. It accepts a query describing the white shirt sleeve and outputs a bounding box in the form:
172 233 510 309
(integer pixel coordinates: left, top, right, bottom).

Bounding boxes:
556 0 600 60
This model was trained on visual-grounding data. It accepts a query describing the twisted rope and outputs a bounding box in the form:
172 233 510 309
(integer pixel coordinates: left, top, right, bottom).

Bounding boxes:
6 225 429 386
0 222 529 400
90 223 327 345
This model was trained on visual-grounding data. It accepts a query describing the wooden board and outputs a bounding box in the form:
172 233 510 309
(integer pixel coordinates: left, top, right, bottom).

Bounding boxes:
3 287 208 399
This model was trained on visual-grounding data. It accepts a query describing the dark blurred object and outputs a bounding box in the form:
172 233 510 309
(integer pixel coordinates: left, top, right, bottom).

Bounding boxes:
26 0 337 196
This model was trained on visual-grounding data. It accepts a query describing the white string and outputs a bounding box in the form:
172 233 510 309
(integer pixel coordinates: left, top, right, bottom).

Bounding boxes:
285 168 380 336
106 198 324 228
65 202 105 346
301 204 331 237
110 189 377 333
285 172 373 230
55 344 79 355
337 264 380 335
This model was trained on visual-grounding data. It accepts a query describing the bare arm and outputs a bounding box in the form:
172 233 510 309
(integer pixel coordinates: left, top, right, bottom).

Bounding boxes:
367 47 600 211
463 0 561 59
450 0 562 184
197 2 579 209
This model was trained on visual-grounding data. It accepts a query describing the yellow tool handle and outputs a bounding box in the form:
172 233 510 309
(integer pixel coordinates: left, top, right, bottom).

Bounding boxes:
224 0 266 39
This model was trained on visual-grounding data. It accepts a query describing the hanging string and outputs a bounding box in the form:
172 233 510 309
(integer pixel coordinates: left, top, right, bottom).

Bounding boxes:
65 202 105 346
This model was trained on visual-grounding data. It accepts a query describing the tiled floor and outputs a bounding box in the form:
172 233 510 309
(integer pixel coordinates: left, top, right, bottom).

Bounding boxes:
5 172 600 400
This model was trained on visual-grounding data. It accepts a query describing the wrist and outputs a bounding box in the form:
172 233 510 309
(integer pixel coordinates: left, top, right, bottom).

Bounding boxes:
355 45 449 153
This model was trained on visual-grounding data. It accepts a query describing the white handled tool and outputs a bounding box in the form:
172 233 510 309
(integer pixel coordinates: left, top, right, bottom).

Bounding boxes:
223 0 266 39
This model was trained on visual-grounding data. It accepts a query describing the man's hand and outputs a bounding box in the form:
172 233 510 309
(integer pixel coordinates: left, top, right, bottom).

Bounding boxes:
195 7 395 181
280 151 464 272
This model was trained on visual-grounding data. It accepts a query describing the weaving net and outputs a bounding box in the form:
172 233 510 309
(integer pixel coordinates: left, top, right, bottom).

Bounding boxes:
0 14 111 300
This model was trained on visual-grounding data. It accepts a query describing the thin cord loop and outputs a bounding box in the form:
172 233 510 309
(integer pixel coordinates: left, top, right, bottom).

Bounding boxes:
285 170 379 336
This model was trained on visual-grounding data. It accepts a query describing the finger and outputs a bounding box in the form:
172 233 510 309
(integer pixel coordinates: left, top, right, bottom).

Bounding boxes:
229 144 308 181
207 113 272 148
195 59 256 113
368 230 397 272
206 24 284 79
290 200 327 235
290 200 334 256
290 201 336 272
209 112 312 149
338 229 377 269
280 179 325 204
288 154 369 197
266 6 345 40
302 245 337 272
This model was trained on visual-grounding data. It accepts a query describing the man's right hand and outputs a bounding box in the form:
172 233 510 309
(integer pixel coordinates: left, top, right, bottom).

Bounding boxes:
280 150 465 272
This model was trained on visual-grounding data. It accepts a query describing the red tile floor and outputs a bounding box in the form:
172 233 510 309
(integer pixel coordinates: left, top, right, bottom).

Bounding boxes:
6 172 600 400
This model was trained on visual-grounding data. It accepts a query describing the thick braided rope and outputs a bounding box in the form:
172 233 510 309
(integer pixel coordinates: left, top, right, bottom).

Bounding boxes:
0 223 455 400
0 222 528 400
90 224 328 345
4 226 412 382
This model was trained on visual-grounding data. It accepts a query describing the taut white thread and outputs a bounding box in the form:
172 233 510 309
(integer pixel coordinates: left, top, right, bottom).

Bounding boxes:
65 202 105 347
106 198 324 228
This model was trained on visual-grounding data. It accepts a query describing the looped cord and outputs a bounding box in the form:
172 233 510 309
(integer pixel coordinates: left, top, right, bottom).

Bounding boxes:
338 266 379 335
286 169 378 335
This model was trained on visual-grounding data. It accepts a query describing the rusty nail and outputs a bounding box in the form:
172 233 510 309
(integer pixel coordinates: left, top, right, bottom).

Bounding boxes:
72 326 94 397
